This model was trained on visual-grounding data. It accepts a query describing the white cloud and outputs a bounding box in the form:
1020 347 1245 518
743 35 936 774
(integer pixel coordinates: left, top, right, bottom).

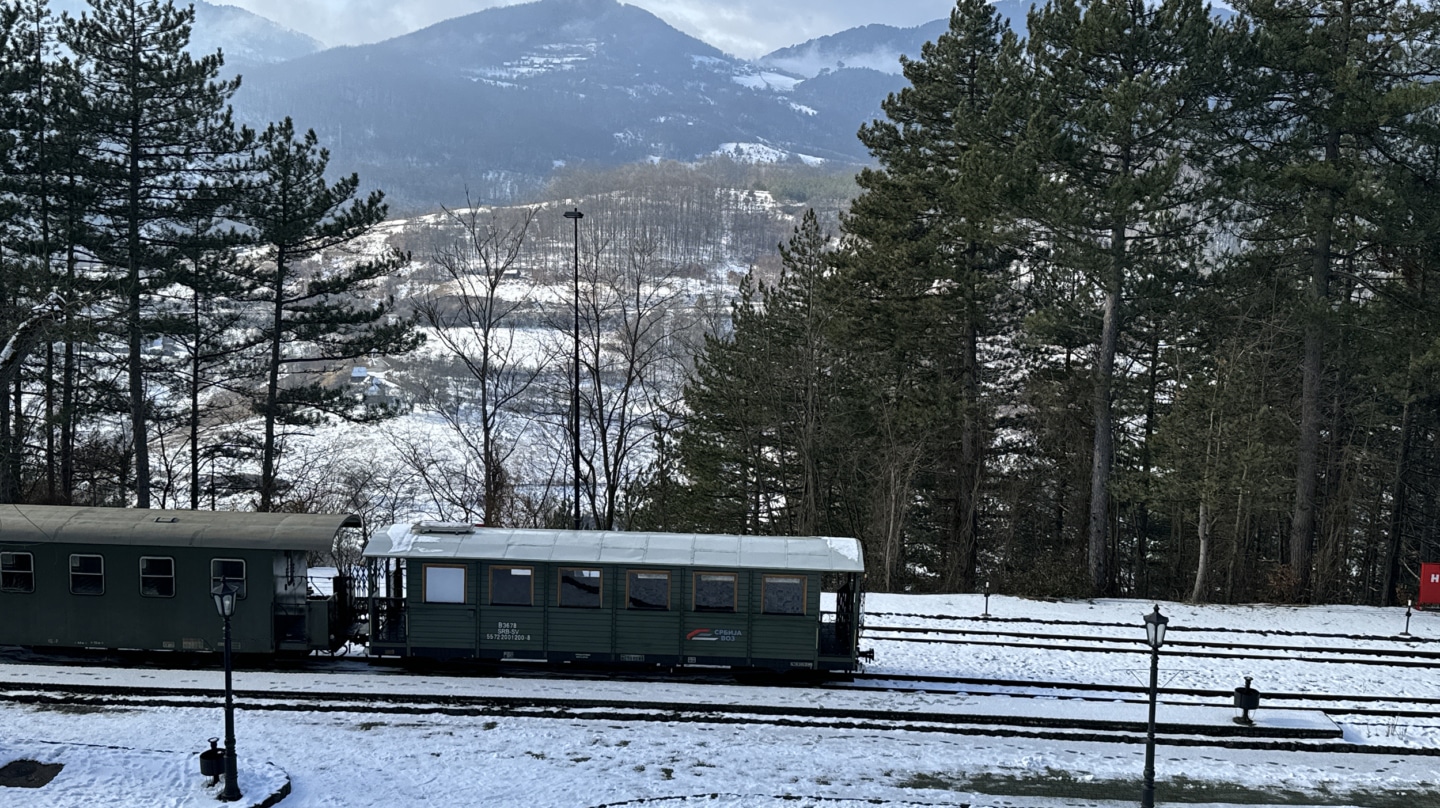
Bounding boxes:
221 0 958 58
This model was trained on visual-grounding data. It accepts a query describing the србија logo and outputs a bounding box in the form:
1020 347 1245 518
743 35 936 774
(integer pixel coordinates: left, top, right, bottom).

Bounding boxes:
686 628 742 642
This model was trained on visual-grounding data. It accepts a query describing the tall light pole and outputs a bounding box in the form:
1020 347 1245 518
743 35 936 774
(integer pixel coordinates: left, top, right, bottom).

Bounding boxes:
212 578 242 802
564 207 584 530
1141 604 1168 808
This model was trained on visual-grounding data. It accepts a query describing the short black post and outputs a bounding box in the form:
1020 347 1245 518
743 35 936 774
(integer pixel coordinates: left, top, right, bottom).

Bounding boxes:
1403 599 1413 636
981 581 991 619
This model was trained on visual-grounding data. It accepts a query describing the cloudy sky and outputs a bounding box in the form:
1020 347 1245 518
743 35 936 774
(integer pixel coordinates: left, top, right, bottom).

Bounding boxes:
220 0 961 58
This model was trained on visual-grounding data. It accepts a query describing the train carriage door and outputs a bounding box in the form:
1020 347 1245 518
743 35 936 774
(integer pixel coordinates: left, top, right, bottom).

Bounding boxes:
828 573 860 658
274 551 308 650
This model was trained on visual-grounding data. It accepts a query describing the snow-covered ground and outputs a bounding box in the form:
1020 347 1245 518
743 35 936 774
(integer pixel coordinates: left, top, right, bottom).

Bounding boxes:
4 594 1438 807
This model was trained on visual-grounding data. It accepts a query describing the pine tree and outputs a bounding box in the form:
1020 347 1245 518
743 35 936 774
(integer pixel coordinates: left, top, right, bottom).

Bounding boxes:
63 0 247 507
231 117 420 512
159 183 254 509
0 0 98 503
1024 0 1217 596
1219 0 1440 600
835 0 1030 590
675 272 782 534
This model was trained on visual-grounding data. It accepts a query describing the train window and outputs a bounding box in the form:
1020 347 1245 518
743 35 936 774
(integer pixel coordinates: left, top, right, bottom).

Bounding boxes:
1 551 33 593
559 568 602 608
490 566 533 606
762 575 805 615
627 571 669 610
210 559 247 600
693 572 736 612
140 557 175 598
69 554 104 596
423 564 467 604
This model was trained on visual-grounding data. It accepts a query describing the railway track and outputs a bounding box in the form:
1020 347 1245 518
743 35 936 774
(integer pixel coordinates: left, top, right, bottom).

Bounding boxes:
840 672 1440 719
862 623 1440 667
3 677 1429 756
867 610 1437 643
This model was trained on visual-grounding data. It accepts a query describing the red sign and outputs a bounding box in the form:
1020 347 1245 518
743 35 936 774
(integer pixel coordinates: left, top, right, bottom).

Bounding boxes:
1421 563 1440 608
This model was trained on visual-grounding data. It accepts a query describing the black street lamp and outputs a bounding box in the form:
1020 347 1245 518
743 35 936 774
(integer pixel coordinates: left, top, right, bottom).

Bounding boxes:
564 206 584 531
212 578 242 802
1141 604 1168 808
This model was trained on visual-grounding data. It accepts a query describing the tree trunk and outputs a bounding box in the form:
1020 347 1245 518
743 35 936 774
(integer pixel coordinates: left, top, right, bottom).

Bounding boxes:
1088 221 1126 597
1289 199 1335 601
1381 395 1413 606
1191 500 1212 603
259 252 287 512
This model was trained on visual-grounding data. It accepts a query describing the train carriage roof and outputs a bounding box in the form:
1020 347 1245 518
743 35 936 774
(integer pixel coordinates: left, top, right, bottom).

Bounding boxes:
0 505 361 552
363 524 864 573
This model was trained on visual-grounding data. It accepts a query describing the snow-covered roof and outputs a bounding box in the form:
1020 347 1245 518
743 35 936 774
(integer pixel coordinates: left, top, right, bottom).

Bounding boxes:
0 505 361 552
363 524 865 573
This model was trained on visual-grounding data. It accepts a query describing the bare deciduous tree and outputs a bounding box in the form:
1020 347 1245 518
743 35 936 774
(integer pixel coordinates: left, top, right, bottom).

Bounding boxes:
411 202 540 526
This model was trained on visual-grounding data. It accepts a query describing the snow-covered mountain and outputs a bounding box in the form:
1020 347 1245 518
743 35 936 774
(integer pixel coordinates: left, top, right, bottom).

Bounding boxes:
757 20 952 79
49 0 324 68
757 1 1035 79
54 0 1005 211
227 0 889 210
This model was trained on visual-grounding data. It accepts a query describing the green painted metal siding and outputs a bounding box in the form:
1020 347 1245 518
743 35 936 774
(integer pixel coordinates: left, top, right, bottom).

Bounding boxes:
681 570 751 660
379 561 853 668
404 560 478 650
477 562 545 653
0 542 276 652
546 566 613 652
748 571 820 663
613 566 681 657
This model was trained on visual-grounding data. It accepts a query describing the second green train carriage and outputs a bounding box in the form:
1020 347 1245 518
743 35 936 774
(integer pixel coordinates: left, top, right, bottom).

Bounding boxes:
363 523 866 672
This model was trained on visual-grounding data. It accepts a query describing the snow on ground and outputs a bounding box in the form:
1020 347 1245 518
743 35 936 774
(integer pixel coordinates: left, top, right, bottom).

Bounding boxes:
4 595 1440 807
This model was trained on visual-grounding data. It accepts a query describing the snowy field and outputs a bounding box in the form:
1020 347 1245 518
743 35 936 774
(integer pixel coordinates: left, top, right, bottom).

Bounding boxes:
3 594 1439 807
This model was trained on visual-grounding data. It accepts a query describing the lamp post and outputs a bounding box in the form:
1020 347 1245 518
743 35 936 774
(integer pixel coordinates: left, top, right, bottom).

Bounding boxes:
212 578 242 802
563 206 584 531
1141 604 1168 808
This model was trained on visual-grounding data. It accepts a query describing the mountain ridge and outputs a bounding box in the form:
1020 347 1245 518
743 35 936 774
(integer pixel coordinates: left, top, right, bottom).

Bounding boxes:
228 0 881 210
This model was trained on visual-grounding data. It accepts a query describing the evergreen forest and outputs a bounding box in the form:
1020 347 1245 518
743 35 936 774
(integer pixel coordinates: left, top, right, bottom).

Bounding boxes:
0 0 417 513
6 0 1440 607
662 0 1440 606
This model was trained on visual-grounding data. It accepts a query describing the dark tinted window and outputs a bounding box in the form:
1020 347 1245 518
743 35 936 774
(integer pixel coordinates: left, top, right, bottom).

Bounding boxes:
1 552 33 593
763 575 805 615
70 554 104 595
211 558 247 599
491 566 533 606
559 568 601 608
140 557 175 598
627 571 669 610
694 573 736 612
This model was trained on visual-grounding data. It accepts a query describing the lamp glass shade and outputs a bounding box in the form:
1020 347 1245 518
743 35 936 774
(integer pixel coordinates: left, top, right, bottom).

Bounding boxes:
212 579 240 617
1143 604 1168 649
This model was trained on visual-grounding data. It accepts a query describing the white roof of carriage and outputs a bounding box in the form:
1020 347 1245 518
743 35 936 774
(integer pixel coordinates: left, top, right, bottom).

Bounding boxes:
362 524 864 573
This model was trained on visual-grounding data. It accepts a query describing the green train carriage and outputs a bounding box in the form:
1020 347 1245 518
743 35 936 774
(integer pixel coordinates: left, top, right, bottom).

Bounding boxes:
0 505 360 654
363 524 866 672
